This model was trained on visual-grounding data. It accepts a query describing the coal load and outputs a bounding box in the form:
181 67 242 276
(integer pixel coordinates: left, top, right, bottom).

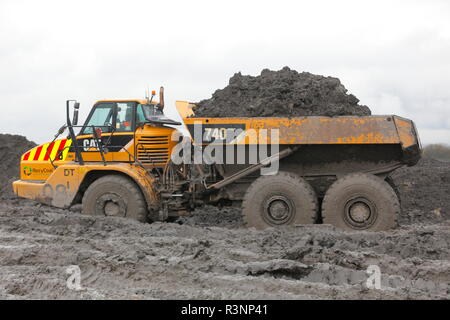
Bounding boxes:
192 67 371 117
0 134 36 199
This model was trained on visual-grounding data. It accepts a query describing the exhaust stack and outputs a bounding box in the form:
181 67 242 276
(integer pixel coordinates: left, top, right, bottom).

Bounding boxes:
158 86 165 111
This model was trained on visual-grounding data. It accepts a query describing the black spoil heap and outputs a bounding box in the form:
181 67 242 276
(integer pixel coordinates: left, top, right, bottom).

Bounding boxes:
192 67 371 118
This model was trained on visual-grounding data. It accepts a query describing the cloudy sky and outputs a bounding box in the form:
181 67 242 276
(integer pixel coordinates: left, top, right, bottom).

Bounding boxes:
0 0 449 144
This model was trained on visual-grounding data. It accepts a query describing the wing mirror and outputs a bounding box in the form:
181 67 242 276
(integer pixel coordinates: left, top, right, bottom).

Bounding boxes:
73 102 80 125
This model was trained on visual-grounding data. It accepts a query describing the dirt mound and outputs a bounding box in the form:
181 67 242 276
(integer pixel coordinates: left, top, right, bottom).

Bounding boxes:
192 67 371 117
391 159 450 224
0 134 36 199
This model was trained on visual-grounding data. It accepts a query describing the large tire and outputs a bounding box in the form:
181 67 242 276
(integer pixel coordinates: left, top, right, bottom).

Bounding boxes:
242 172 318 230
322 173 399 232
82 175 148 222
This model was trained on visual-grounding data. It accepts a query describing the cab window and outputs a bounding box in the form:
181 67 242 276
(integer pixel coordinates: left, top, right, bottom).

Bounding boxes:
82 103 114 134
81 102 136 135
136 103 163 124
136 104 147 124
115 102 135 132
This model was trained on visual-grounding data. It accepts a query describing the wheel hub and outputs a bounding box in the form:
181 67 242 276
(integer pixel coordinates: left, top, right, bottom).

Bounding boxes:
269 200 290 220
96 193 127 217
264 195 294 225
104 201 121 216
344 197 377 229
348 202 371 222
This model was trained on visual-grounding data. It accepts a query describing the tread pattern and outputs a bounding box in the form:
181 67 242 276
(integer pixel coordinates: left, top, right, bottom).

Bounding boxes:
82 174 148 222
322 173 400 231
242 171 318 229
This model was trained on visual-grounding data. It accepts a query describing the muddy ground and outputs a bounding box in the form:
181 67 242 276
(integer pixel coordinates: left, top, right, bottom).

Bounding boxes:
0 198 448 300
192 67 371 117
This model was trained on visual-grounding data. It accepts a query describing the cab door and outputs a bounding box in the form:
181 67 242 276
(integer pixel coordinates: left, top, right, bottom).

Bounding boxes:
76 102 136 162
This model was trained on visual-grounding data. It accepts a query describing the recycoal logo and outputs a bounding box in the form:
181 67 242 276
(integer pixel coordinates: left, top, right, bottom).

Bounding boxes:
22 166 53 176
23 166 32 176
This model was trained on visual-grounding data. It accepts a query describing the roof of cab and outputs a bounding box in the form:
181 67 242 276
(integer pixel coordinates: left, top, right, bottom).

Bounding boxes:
94 99 157 105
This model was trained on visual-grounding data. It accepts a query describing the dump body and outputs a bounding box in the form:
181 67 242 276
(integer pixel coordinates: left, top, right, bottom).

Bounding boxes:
182 114 420 181
185 116 412 144
183 115 420 162
177 101 420 160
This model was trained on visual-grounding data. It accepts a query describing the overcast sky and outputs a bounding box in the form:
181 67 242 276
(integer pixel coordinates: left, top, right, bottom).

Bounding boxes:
1 0 449 144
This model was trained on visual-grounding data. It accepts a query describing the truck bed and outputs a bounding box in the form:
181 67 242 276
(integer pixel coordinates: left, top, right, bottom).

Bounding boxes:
182 115 421 166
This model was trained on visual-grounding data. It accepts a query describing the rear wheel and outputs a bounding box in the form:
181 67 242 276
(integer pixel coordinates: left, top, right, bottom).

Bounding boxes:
82 175 148 222
242 172 318 229
322 173 399 231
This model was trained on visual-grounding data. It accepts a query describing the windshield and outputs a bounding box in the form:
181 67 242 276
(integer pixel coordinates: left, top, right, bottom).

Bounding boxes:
136 104 163 124
83 103 114 134
138 103 180 125
137 104 181 125
139 104 163 120
81 102 136 135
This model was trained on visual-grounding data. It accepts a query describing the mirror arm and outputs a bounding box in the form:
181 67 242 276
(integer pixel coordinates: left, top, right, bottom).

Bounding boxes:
66 100 84 165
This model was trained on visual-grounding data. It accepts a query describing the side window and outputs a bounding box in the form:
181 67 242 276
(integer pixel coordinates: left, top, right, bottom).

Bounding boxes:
115 102 135 132
82 103 114 134
136 103 163 125
136 104 146 124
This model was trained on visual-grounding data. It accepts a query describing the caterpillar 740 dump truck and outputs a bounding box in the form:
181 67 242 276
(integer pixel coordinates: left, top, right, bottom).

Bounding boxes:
13 88 421 231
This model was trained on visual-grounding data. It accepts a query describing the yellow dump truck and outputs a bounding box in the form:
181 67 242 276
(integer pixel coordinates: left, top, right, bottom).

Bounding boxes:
13 88 421 231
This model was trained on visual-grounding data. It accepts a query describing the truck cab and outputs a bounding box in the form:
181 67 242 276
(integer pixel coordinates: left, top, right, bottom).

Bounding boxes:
13 91 182 217
74 99 181 168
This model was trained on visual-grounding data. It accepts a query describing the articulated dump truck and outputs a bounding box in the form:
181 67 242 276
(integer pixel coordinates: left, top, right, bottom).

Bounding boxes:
13 88 421 231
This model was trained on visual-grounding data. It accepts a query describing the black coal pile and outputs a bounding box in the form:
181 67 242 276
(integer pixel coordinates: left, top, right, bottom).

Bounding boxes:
192 67 371 117
0 134 36 199
391 159 450 224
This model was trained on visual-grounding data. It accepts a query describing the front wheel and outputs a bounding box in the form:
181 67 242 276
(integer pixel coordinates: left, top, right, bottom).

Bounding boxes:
82 175 148 222
321 173 400 231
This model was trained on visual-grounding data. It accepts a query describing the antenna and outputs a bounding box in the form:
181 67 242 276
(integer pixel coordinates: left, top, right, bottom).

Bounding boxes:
146 86 150 104
144 85 156 104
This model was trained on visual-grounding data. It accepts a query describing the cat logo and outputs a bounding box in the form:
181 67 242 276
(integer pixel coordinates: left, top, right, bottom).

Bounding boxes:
83 139 98 151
